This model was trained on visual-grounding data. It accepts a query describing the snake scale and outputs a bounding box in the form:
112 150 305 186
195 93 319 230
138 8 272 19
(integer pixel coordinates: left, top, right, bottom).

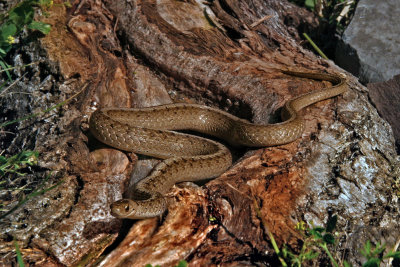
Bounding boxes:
89 70 347 219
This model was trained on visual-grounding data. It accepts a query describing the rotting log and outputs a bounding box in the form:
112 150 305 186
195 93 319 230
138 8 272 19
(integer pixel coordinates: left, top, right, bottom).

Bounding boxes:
0 0 399 266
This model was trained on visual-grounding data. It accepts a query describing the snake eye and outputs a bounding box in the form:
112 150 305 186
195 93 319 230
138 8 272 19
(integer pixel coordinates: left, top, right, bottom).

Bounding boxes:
124 204 130 212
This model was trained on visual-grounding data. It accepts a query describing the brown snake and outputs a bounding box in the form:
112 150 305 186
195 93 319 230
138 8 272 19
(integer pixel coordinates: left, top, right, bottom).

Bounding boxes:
89 70 347 219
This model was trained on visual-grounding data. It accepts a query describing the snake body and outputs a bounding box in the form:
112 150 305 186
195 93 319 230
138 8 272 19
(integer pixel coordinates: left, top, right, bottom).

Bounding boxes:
89 71 347 219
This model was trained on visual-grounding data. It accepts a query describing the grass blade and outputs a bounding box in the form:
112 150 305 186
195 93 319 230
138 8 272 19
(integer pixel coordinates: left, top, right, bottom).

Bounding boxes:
0 83 87 128
0 173 64 220
14 239 25 267
303 33 329 59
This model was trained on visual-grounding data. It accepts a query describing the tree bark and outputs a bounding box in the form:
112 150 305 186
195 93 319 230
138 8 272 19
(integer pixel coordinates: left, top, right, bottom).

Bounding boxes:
0 0 399 266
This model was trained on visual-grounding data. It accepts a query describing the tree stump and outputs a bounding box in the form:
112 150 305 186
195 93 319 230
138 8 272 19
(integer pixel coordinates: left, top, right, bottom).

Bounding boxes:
0 0 399 266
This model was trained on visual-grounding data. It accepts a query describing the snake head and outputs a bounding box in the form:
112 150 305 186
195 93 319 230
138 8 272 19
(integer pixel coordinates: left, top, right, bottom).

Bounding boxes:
110 199 140 219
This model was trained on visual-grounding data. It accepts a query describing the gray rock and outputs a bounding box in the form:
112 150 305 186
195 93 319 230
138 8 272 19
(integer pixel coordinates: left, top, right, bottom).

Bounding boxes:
336 0 400 83
368 75 400 152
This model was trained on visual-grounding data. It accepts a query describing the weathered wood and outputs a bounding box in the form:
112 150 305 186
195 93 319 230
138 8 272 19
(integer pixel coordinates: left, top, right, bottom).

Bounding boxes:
0 0 399 266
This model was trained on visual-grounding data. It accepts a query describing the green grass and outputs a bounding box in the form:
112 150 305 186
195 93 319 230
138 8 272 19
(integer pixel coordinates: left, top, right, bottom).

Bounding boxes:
14 239 25 267
0 0 52 57
0 172 64 220
275 215 400 267
0 4 84 263
145 260 188 267
360 241 400 267
0 82 85 219
0 0 52 93
288 0 359 59
0 150 38 178
0 1 80 265
251 192 400 266
280 215 339 267
0 84 86 128
290 0 358 28
302 33 329 59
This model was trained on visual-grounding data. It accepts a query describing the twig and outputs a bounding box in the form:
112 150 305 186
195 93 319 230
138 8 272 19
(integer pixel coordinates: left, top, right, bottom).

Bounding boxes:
0 62 38 73
0 73 27 97
387 236 400 266
336 0 354 24
223 181 250 198
250 15 273 28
